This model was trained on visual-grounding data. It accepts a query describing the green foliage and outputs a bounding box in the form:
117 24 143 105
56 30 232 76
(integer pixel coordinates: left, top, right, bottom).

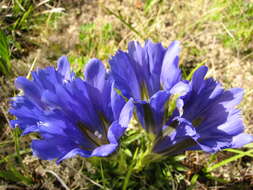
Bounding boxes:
0 168 33 185
204 148 253 173
78 22 118 60
0 132 32 186
68 22 119 75
0 30 11 75
104 7 145 40
68 55 89 76
211 0 253 51
144 0 160 13
0 0 63 57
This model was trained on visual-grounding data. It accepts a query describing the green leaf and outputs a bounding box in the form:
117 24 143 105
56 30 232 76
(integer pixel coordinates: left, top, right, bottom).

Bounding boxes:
0 168 33 185
190 174 199 185
124 133 143 145
144 0 159 13
204 149 253 172
186 60 206 80
0 30 11 75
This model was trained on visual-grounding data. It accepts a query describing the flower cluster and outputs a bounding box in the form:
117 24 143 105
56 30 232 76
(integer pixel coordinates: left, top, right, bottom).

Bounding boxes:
10 56 133 163
10 40 253 163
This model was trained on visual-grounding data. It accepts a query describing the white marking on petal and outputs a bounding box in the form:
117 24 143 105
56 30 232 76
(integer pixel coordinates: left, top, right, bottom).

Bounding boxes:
37 121 49 127
94 130 102 139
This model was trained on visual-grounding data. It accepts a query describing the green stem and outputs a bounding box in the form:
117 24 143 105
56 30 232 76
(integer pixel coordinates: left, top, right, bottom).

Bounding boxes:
122 148 139 190
0 148 31 164
100 159 106 189
103 7 145 40
204 149 253 173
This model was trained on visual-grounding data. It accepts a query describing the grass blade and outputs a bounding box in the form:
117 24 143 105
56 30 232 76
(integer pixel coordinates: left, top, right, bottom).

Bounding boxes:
204 149 253 173
0 30 11 75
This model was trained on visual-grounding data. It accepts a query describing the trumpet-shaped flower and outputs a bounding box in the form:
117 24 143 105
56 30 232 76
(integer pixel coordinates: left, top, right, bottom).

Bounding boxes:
10 56 134 163
153 66 253 155
109 40 188 135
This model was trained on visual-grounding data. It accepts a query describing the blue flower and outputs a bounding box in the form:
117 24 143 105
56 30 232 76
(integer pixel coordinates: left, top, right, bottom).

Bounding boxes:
153 66 253 155
109 40 188 135
109 40 252 155
10 56 134 163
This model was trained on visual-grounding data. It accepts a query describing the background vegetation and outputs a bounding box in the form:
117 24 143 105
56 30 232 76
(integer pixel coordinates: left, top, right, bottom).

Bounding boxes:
0 0 253 189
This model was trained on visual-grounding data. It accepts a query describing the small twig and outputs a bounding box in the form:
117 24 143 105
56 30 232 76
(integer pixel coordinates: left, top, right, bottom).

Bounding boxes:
245 89 253 97
64 162 109 190
40 8 65 15
36 0 51 8
0 185 24 189
26 51 40 79
45 170 70 190
103 6 145 40
241 51 253 61
221 22 234 39
14 0 25 12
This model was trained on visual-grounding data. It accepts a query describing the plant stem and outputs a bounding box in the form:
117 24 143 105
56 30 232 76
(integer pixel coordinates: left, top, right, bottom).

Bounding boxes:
122 148 139 190
100 159 106 189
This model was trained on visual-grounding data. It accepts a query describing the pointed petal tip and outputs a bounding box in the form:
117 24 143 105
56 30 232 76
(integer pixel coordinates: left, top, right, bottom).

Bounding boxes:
15 76 27 89
84 58 106 90
84 58 104 73
171 40 180 47
160 40 182 90
197 65 208 74
231 133 253 148
57 55 73 81
57 55 70 69
119 98 134 127
91 144 118 157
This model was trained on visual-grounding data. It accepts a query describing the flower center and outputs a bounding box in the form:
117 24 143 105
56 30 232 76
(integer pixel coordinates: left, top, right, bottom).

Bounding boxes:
76 122 109 148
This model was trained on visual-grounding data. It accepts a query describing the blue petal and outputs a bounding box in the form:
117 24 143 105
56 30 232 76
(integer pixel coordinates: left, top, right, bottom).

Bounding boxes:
31 137 77 161
145 40 166 79
15 77 41 102
32 67 61 91
84 58 106 92
201 109 244 136
57 56 73 81
127 41 148 84
149 90 170 133
119 98 134 127
107 122 126 144
134 100 155 133
160 41 181 90
170 81 190 96
153 121 198 154
57 148 92 163
111 83 126 120
91 144 118 157
182 80 223 121
109 50 141 99
41 90 60 106
231 133 253 148
127 40 167 96
195 137 232 153
191 66 208 93
145 40 167 96
216 88 243 109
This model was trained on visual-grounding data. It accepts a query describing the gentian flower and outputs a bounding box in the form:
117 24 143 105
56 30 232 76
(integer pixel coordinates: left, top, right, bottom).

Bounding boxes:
9 56 134 163
109 40 188 135
109 40 253 156
153 66 253 155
